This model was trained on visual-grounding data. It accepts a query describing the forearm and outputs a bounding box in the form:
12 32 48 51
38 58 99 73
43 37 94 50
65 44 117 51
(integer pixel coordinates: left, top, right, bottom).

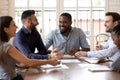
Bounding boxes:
24 59 50 67
87 47 118 58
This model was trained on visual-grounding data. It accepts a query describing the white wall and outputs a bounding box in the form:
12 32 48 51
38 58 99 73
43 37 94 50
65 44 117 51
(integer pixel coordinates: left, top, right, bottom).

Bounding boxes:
106 0 120 14
0 0 14 17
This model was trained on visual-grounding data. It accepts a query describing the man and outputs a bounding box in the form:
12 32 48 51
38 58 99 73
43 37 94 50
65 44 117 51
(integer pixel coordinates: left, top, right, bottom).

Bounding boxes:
75 12 120 62
13 10 63 59
44 12 90 54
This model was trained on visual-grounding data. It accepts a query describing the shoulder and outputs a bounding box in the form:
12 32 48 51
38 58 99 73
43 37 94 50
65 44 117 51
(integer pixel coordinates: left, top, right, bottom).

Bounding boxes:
72 27 83 32
15 27 28 39
0 42 12 53
72 27 84 34
16 28 25 36
49 29 60 35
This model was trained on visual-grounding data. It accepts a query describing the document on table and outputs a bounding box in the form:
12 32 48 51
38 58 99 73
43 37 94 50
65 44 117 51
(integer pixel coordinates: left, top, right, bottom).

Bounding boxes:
40 64 69 70
62 55 75 59
79 57 100 64
61 59 80 63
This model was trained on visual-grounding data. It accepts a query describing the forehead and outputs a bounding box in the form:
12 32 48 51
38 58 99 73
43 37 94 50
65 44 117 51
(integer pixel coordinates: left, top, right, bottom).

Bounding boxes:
10 20 15 25
59 16 69 21
105 16 113 21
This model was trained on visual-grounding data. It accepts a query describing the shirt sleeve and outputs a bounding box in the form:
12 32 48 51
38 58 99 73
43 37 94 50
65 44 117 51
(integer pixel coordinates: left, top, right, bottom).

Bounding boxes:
103 37 112 49
3 42 12 53
87 45 118 58
44 31 54 49
78 29 90 48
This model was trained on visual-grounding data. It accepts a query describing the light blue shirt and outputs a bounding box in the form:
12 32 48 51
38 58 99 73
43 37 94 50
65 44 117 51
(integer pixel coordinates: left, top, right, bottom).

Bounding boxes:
87 36 119 61
44 27 90 54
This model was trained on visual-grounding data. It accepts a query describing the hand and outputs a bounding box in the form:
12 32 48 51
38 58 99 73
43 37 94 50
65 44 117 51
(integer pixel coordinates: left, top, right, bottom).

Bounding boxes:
49 48 64 60
68 49 78 56
56 52 64 59
75 51 87 57
96 45 103 50
48 59 60 66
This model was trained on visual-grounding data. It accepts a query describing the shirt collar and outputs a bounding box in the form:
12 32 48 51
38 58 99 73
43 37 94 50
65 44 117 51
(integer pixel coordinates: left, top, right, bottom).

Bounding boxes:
21 26 30 34
57 27 73 34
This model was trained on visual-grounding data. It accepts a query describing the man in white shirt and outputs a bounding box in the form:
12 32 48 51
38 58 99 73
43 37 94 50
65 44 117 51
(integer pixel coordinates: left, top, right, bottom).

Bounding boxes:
75 12 120 61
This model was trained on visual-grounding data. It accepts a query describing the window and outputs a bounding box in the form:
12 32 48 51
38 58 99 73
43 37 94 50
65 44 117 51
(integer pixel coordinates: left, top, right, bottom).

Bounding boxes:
15 0 106 49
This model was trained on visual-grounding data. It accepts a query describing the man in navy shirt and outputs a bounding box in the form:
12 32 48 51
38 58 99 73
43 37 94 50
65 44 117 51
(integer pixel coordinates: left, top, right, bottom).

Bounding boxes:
13 10 63 59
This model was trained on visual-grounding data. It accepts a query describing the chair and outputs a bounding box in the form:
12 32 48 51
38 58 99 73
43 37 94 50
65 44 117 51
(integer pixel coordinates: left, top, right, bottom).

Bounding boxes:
96 33 109 45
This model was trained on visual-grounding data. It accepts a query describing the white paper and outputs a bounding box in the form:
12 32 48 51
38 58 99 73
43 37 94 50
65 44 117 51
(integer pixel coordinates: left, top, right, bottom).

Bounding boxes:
40 64 69 70
62 55 75 59
61 59 80 63
79 57 100 64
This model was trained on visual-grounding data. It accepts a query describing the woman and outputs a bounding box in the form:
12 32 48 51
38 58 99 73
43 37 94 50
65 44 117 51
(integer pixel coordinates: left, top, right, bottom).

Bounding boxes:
0 16 59 80
110 23 120 70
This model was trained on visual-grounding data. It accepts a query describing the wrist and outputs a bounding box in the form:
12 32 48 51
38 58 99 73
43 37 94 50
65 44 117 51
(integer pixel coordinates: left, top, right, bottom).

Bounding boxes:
84 52 88 56
48 54 51 59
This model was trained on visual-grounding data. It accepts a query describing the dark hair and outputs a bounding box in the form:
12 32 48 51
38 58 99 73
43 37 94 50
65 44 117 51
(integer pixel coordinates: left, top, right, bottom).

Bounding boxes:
60 13 72 21
0 16 13 42
21 10 35 20
112 21 120 35
105 12 120 22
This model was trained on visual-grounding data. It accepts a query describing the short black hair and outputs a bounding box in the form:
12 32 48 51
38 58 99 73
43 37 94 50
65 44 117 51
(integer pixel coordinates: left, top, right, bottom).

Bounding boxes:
60 13 72 21
21 10 35 20
0 16 13 42
105 12 120 22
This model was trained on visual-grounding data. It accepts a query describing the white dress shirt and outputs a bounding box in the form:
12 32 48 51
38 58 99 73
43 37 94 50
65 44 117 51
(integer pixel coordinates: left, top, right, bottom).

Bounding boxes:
87 36 119 61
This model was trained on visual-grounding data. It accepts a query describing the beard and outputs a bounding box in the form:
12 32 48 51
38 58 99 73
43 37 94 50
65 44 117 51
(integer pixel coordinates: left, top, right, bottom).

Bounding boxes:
60 26 71 34
30 23 37 32
106 28 113 33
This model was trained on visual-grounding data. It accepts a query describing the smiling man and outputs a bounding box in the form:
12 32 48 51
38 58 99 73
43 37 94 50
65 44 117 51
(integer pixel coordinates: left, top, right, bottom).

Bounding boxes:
44 12 90 55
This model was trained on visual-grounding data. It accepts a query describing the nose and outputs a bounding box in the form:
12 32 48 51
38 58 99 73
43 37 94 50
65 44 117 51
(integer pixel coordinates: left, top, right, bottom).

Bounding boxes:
16 25 18 28
37 22 39 25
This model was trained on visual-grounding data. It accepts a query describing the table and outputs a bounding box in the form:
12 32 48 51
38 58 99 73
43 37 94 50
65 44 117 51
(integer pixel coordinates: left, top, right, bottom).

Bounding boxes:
17 56 120 80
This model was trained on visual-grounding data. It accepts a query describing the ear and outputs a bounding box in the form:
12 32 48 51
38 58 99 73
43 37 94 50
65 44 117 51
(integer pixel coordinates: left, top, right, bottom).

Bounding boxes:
3 27 8 33
114 21 119 26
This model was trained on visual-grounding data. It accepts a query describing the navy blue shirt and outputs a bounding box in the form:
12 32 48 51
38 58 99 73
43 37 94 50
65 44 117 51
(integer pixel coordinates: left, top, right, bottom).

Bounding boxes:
13 27 48 59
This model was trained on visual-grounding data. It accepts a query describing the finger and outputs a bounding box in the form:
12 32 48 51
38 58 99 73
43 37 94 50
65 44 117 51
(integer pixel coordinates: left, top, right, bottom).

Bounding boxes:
75 52 79 56
52 48 58 52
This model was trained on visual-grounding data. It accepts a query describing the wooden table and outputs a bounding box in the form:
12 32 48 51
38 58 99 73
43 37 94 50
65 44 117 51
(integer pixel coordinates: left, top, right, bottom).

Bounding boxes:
17 56 120 80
